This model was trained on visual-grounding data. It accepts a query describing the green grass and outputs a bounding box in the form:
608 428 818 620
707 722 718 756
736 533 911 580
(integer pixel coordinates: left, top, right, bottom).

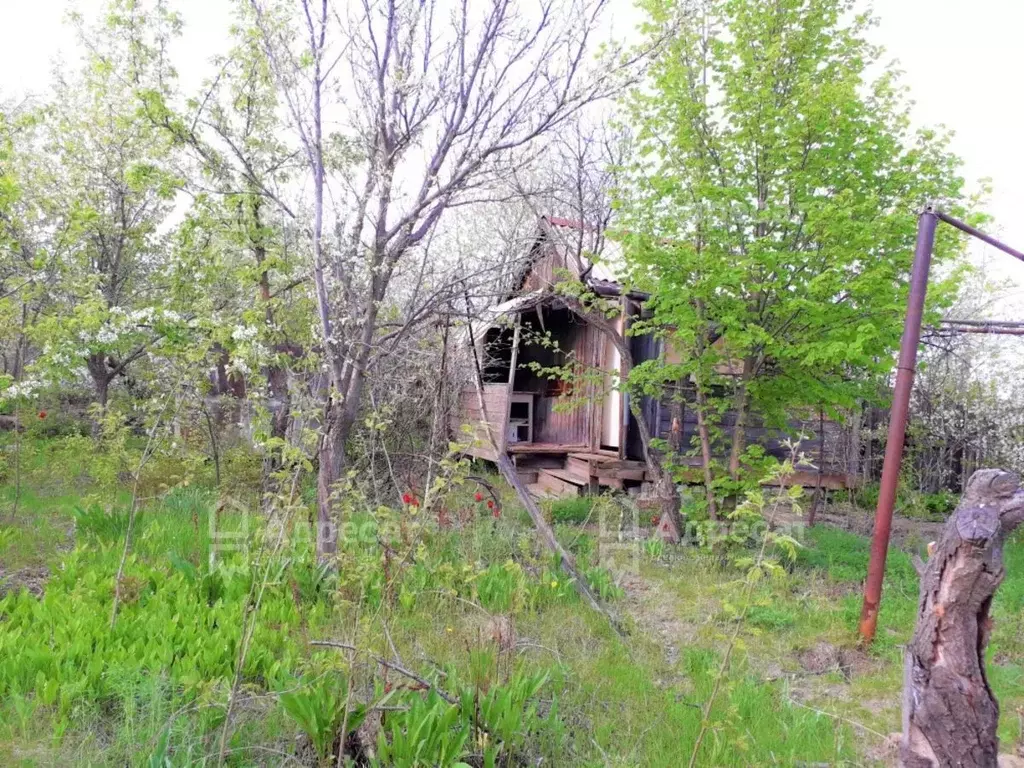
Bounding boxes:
2 436 1023 764
642 524 1024 751
546 496 595 525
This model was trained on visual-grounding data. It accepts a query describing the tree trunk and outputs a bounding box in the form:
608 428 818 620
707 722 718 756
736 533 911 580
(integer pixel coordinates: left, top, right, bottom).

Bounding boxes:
901 468 1024 768
808 407 825 527
87 353 112 436
668 395 684 454
693 380 718 521
315 400 347 557
253 198 293 481
560 294 683 539
847 401 863 489
315 345 371 559
628 396 684 542
728 355 755 479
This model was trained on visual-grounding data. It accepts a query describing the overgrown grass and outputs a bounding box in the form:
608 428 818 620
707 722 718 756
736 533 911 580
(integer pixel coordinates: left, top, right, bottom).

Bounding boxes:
643 524 1024 752
2 436 1023 764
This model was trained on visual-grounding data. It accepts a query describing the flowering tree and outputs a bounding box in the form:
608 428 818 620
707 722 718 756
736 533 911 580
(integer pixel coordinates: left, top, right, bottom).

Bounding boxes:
247 0 634 555
2 10 184 420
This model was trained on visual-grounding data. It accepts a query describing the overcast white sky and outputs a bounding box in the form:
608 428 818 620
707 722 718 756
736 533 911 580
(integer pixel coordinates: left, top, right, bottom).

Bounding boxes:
3 0 1024 306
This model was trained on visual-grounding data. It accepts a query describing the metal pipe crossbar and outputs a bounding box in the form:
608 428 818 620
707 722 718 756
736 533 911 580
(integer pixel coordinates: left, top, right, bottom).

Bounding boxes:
859 206 1024 644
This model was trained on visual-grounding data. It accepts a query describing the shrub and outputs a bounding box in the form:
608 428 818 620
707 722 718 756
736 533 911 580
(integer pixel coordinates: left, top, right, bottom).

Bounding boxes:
279 671 367 764
853 482 880 511
547 496 593 525
923 490 957 518
73 502 132 542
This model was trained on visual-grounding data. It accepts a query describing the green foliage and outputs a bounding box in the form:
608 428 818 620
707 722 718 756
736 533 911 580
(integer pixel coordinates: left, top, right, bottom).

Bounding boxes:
643 536 665 560
73 502 132 542
583 565 624 601
460 669 555 764
374 690 471 767
900 488 958 520
744 602 797 630
474 561 530 613
372 668 559 767
854 481 958 520
279 672 367 764
12 439 1024 765
797 525 917 593
853 481 880 511
546 496 594 525
620 0 973 507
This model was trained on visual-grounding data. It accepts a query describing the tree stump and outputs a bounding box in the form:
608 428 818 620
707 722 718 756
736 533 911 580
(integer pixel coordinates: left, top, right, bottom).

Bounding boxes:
902 469 1024 767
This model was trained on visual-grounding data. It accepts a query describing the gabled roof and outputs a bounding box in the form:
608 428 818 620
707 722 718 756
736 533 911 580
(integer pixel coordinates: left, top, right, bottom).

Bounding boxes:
457 290 549 350
508 215 638 299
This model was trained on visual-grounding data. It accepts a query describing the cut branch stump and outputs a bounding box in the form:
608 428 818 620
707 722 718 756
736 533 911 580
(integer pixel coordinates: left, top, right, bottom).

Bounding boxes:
902 469 1024 767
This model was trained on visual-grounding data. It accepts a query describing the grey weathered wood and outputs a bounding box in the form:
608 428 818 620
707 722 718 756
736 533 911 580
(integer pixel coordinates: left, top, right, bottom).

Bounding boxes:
498 317 522 455
902 469 1024 768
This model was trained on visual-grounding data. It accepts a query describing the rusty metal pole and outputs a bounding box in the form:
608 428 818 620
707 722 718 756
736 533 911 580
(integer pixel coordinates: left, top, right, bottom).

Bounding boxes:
858 207 939 644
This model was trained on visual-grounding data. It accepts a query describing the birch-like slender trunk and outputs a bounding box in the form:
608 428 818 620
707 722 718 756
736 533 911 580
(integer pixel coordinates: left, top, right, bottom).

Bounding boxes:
727 355 756 479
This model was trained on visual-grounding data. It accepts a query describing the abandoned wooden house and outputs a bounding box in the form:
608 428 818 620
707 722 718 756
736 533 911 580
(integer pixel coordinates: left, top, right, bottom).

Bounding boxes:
451 216 860 499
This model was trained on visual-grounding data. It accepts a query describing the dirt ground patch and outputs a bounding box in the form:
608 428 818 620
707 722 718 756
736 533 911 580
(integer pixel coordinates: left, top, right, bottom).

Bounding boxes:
619 570 699 669
0 565 49 599
774 502 945 551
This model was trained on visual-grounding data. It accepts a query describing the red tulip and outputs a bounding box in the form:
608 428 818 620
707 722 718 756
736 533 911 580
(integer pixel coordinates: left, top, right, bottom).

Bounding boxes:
474 492 483 502
38 410 47 420
402 493 413 505
492 506 501 519
487 499 494 509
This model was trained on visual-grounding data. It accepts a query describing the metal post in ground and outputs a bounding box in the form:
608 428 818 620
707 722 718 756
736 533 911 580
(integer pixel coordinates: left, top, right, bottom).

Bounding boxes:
858 207 939 644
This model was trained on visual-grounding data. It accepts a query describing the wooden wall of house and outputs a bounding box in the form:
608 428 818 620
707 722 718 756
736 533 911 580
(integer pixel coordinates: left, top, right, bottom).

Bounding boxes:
519 244 578 293
627 330 858 486
451 384 509 460
525 314 603 447
491 307 604 449
647 400 857 484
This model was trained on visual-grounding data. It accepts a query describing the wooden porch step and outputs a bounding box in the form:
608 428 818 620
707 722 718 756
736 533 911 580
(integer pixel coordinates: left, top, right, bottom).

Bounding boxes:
568 452 646 469
546 467 591 485
567 455 647 482
526 482 567 500
508 442 588 454
536 469 585 497
515 469 539 485
568 451 621 463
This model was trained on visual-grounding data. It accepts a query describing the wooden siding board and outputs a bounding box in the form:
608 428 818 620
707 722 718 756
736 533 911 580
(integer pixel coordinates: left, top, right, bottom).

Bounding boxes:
451 385 509 456
650 392 857 484
534 316 598 445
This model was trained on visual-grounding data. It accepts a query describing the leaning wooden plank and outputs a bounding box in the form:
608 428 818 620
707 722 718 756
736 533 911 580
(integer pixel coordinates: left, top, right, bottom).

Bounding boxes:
463 297 620 632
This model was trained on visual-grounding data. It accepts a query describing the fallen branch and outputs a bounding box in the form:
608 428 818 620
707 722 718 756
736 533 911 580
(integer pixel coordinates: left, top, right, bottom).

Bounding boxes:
461 290 624 635
311 640 458 705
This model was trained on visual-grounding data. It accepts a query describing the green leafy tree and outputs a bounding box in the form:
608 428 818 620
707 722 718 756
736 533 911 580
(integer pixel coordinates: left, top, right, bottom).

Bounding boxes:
618 0 973 507
130 1 315 476
9 4 184 420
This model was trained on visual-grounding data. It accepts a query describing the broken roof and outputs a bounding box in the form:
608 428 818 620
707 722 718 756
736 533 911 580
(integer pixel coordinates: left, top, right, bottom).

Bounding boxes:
507 215 637 298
